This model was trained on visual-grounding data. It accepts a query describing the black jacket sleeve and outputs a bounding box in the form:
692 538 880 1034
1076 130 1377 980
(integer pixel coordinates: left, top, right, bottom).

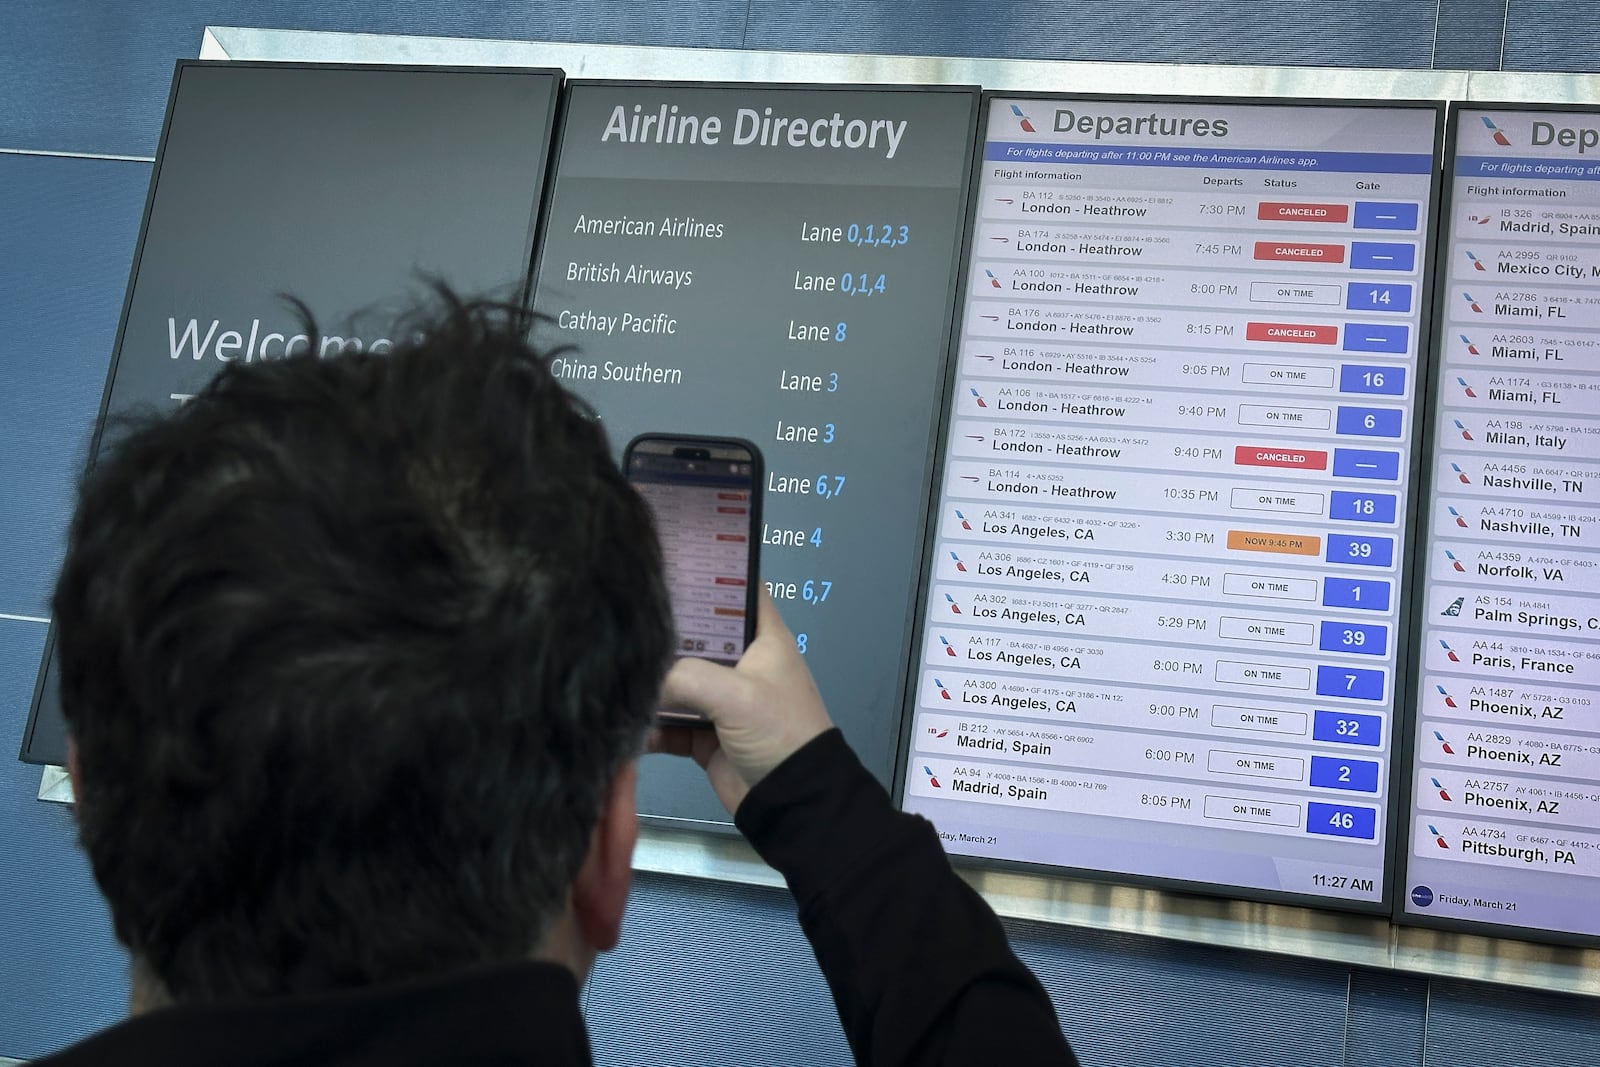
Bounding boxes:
735 729 1079 1067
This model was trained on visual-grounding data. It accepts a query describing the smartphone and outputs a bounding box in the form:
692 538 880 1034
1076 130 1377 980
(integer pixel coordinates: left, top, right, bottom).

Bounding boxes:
624 434 763 724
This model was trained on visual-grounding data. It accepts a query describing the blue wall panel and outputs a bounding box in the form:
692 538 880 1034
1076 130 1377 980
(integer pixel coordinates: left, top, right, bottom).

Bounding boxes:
745 0 1443 71
1011 919 1351 1067
1502 0 1600 72
1346 969 1427 1067
585 873 851 1066
0 154 150 621
1434 0 1511 70
1423 978 1600 1067
0 621 126 1061
0 1 749 158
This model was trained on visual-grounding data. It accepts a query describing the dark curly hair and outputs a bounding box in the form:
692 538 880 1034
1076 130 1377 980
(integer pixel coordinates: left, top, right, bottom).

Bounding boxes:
53 291 672 1001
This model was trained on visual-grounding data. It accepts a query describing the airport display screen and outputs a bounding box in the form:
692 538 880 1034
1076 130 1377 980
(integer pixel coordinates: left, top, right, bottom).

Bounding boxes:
531 82 979 824
1400 105 1600 943
901 95 1442 909
20 62 561 764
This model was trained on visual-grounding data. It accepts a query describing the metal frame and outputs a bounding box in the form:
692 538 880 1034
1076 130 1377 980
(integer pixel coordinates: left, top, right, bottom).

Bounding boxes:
31 23 1553 996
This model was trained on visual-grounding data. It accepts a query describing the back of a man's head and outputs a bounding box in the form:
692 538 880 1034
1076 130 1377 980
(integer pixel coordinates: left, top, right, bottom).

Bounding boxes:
53 294 672 1002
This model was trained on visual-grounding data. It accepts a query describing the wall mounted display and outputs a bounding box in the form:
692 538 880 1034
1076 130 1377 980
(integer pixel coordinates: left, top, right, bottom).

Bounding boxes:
1400 103 1600 945
900 94 1443 912
530 81 979 824
20 60 563 764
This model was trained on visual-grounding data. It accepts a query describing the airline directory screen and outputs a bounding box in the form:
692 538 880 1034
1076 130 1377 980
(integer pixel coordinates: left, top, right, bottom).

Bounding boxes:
1402 106 1600 942
533 83 978 824
901 96 1441 908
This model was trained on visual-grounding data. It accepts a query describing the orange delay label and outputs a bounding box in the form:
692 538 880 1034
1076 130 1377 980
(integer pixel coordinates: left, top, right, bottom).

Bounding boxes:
1226 530 1322 556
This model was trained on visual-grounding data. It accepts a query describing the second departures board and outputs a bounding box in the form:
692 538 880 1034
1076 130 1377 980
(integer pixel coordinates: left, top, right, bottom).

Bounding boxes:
1401 104 1600 945
900 94 1443 911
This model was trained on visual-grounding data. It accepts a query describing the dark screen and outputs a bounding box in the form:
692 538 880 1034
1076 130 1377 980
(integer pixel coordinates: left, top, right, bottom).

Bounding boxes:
531 81 979 825
20 61 562 765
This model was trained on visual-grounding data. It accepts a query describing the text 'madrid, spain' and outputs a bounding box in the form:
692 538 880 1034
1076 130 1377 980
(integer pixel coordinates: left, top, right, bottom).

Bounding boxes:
1402 106 1600 943
900 97 1440 909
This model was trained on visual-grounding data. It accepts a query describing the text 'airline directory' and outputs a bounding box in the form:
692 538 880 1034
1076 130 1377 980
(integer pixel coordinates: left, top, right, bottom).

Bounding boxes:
1405 107 1600 940
903 98 1439 906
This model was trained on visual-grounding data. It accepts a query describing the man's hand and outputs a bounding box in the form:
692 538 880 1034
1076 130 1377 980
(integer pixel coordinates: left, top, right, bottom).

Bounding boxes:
651 588 833 815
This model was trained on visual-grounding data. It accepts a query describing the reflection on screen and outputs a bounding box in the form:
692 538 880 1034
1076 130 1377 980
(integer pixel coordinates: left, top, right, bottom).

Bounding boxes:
631 454 753 665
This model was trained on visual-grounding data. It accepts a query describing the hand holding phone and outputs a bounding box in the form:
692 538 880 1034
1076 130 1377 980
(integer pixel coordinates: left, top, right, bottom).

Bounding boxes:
624 434 763 724
654 588 835 815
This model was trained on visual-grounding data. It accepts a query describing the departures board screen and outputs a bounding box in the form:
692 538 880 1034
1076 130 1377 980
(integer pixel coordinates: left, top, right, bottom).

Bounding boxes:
531 83 978 824
1401 105 1600 943
900 95 1442 909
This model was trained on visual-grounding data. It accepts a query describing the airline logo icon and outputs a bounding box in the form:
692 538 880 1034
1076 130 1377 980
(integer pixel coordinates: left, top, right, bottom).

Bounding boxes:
973 352 996 361
1467 214 1492 226
1451 462 1470 484
924 765 941 788
1481 115 1512 147
1010 104 1037 133
970 387 988 407
1454 419 1474 441
949 550 968 572
1460 333 1480 355
1448 505 1469 528
955 509 973 530
927 724 949 738
1436 683 1459 707
1428 823 1451 849
934 678 953 700
1465 250 1487 271
1463 292 1484 313
1457 376 1477 398
939 635 958 657
1445 549 1466 572
945 593 962 614
1441 596 1464 617
1431 777 1453 802
964 434 987 444
1439 639 1461 663
984 269 1003 290
1434 730 1456 754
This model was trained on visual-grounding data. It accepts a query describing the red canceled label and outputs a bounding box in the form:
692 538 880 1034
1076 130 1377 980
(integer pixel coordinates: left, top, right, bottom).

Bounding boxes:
1234 445 1330 470
1257 202 1350 223
1253 241 1346 263
1246 322 1338 345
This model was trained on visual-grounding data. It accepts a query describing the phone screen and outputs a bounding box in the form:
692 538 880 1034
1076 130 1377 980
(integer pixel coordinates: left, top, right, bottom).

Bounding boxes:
626 436 762 673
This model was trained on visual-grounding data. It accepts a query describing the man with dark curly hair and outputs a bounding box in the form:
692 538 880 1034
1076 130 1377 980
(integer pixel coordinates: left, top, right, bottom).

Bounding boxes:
38 294 1076 1066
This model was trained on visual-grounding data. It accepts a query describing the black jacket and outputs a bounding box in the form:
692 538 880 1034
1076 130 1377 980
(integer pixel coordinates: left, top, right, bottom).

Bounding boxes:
37 729 1077 1066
